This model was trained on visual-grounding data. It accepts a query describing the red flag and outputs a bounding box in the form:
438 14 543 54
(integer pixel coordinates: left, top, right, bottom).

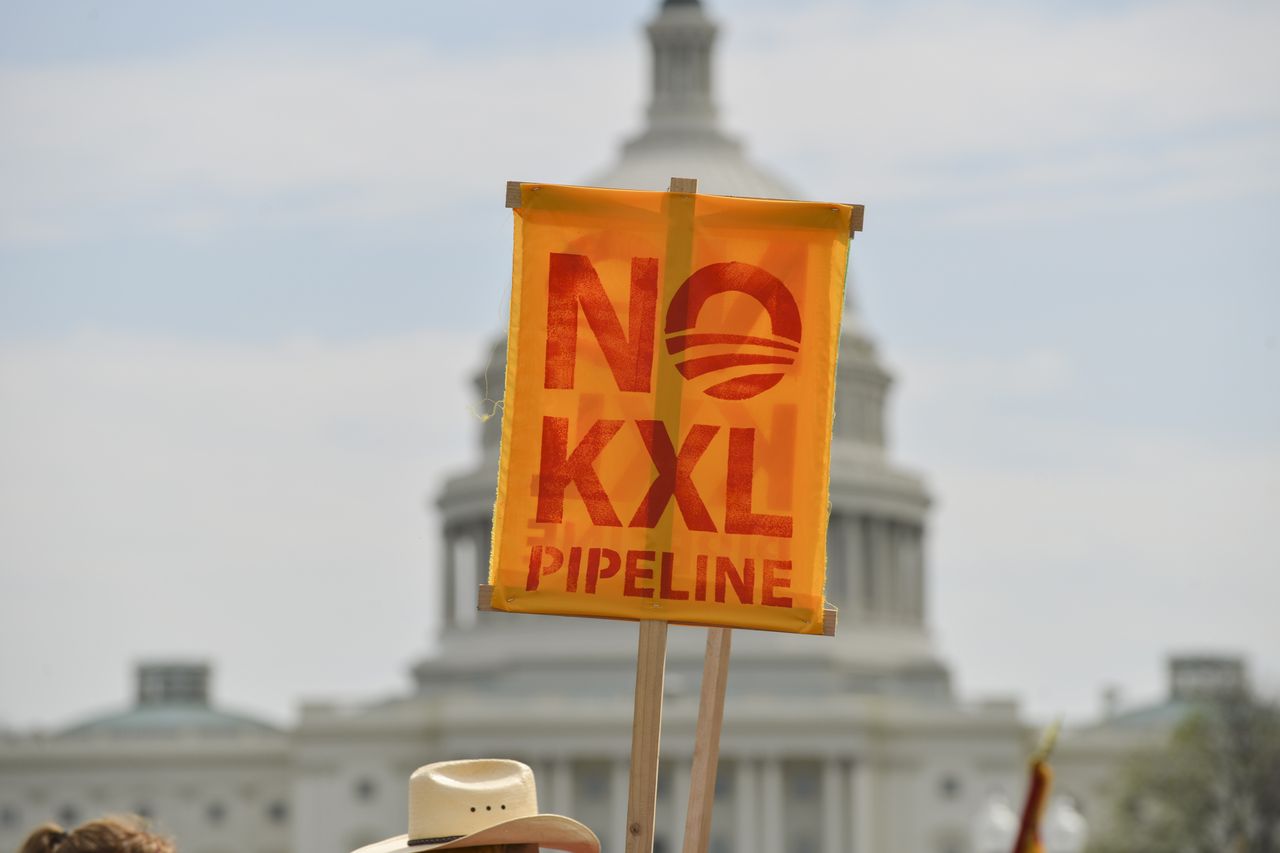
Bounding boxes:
1012 721 1060 853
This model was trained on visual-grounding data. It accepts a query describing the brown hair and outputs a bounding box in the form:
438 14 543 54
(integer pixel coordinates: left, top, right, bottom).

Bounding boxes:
18 815 175 853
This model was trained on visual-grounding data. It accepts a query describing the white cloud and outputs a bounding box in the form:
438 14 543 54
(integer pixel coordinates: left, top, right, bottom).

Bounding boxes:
725 0 1280 216
933 429 1280 720
3 337 1275 727
889 347 1280 718
2 0 1277 243
0 37 640 244
1 0 1277 729
898 347 1076 405
0 330 486 727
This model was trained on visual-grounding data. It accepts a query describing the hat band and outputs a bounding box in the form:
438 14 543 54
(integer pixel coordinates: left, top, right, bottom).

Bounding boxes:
407 836 464 847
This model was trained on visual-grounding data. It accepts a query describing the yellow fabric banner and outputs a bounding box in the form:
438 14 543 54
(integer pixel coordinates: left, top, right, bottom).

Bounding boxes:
489 183 851 635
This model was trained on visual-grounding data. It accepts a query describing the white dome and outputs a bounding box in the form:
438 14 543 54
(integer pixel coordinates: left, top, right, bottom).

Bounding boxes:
590 135 796 199
971 791 1018 853
586 0 796 200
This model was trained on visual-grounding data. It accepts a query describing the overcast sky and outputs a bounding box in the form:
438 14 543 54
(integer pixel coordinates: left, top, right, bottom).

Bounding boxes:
1 0 1277 731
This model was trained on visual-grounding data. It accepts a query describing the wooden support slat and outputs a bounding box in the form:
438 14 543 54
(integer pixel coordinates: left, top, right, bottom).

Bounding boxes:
505 181 524 208
848 203 865 236
669 176 698 194
626 620 668 853
682 627 733 853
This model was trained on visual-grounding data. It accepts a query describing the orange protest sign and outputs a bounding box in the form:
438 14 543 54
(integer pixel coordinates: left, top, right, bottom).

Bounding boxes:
489 183 852 635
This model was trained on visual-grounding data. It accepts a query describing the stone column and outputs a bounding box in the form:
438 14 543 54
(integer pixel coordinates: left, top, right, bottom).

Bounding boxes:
441 529 456 627
844 517 866 618
884 521 902 621
825 515 847 604
888 522 904 621
761 758 785 853
822 759 844 853
548 757 573 818
850 759 875 853
610 758 630 851
478 518 493 575
734 759 759 853
671 759 692 846
528 759 549 807
912 527 927 621
870 520 893 621
453 533 478 630
898 524 921 622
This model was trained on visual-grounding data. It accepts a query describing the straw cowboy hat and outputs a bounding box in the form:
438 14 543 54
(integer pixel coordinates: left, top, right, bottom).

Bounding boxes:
353 759 600 853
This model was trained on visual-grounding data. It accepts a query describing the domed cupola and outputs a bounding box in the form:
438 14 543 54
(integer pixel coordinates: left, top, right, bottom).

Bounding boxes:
590 0 794 199
428 0 947 701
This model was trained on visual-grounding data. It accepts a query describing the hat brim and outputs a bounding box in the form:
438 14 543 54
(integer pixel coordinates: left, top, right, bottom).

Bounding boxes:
353 814 600 853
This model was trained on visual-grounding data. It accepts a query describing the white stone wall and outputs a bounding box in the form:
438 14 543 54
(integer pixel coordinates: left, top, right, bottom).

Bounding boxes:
0 735 291 853
1 698 1155 853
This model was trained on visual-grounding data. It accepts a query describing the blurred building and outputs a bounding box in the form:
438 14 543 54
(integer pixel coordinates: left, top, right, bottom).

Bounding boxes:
0 2 1227 852
0 663 291 853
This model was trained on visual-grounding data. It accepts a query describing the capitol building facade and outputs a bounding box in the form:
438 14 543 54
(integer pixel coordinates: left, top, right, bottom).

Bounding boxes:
0 2 1231 852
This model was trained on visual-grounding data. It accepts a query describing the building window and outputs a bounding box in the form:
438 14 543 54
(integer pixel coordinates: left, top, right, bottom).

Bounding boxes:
56 805 78 827
790 837 818 853
354 778 378 803
206 801 227 826
0 805 20 829
266 800 289 825
134 803 154 821
939 774 962 800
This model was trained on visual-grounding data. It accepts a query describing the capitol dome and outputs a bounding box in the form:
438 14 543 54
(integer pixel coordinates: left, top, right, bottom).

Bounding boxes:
588 0 796 199
433 0 943 703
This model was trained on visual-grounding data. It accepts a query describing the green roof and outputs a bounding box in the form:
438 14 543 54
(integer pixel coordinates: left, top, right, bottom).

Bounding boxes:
1094 699 1202 730
60 703 279 738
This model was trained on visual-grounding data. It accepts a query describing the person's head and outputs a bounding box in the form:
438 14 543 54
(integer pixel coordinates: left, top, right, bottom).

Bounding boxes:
352 759 598 853
18 815 174 853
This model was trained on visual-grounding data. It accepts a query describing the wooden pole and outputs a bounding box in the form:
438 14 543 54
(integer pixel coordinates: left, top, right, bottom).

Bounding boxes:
682 626 733 853
626 620 668 853
624 175 695 853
